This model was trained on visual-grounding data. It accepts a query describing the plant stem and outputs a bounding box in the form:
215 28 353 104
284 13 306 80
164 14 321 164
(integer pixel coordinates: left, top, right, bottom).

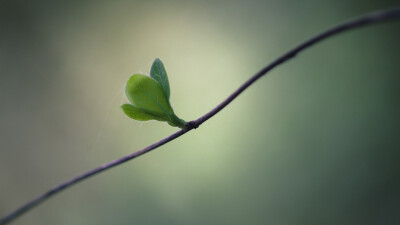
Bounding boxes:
1 6 400 225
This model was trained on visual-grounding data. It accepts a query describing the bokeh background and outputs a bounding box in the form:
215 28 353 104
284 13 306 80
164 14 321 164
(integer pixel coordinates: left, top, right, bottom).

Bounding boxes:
1 0 400 224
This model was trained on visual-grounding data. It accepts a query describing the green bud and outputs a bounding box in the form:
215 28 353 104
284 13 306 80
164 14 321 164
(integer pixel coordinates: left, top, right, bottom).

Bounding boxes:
121 59 186 128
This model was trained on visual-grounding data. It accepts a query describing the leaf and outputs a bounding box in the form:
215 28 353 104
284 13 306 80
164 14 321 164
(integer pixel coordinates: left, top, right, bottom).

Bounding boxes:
122 65 187 128
150 58 170 99
125 73 172 117
121 104 166 121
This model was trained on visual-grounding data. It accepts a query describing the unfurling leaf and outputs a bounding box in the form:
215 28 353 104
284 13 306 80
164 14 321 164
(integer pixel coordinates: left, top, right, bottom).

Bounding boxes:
125 73 172 116
121 59 186 128
121 104 165 121
150 58 170 99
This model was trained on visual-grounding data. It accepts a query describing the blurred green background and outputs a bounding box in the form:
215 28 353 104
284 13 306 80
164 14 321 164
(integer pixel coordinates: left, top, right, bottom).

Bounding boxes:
1 0 400 224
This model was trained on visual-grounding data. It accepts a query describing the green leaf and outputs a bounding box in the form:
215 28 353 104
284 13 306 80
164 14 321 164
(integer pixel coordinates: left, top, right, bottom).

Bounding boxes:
150 58 170 99
122 64 187 128
121 104 166 121
125 73 172 117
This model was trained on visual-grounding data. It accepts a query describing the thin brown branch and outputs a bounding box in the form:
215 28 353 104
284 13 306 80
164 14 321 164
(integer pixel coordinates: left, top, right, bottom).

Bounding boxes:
1 6 400 225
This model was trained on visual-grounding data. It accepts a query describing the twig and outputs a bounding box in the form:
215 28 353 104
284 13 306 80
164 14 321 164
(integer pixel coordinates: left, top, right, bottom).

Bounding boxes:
1 6 400 225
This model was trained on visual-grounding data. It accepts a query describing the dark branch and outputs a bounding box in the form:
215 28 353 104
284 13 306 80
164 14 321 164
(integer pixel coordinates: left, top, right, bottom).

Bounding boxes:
1 6 400 225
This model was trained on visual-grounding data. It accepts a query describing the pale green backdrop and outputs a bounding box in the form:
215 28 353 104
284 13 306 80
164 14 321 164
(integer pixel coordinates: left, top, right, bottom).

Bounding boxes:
1 0 399 224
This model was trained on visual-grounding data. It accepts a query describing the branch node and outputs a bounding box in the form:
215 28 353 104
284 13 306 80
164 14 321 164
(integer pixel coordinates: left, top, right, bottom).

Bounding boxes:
186 121 199 129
